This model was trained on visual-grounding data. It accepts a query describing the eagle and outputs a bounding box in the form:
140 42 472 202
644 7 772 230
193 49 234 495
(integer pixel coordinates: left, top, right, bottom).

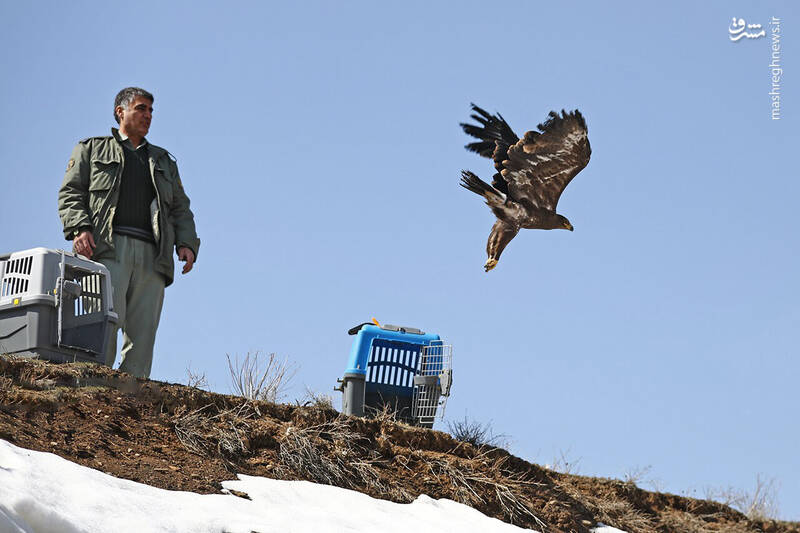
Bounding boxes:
460 104 591 272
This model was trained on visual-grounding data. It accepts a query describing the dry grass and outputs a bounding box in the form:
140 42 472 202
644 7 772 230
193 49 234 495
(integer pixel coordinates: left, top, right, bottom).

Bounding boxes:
623 465 653 486
185 365 209 390
547 448 582 475
299 387 335 411
274 415 404 497
173 404 212 456
418 451 546 529
447 416 508 448
16 364 58 391
555 477 656 533
365 401 408 425
173 402 256 465
706 474 780 521
226 352 295 403
593 500 654 533
659 510 757 533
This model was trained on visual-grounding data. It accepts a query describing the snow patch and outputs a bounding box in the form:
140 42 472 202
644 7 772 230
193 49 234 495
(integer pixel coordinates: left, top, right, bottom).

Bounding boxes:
0 439 537 533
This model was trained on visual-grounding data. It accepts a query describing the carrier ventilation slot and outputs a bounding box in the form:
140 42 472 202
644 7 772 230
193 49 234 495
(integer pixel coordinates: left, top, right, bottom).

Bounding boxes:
0 256 33 298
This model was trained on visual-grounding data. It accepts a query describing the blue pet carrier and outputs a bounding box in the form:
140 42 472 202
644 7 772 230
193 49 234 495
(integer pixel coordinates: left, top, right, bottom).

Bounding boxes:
336 321 452 428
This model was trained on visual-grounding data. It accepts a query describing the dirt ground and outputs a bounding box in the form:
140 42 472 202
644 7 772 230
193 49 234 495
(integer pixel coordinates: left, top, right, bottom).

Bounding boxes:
0 357 797 533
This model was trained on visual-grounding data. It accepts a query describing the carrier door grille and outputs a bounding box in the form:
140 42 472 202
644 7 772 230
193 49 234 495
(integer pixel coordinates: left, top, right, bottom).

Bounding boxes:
366 339 421 389
71 273 103 316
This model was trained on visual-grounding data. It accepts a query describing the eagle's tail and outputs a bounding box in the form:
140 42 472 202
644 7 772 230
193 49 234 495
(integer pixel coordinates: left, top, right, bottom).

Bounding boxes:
460 170 503 201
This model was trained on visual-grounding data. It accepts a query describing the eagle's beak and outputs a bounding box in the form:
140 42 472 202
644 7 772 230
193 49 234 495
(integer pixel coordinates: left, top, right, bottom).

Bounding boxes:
566 222 574 231
484 258 498 272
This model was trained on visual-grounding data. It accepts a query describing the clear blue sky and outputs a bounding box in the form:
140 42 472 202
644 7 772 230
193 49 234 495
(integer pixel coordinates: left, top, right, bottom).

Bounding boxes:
1 0 797 520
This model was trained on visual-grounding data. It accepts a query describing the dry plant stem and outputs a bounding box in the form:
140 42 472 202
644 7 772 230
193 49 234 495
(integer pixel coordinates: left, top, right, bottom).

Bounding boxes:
174 402 256 465
555 477 655 533
419 452 546 529
185 365 208 390
301 386 334 410
274 415 413 501
549 448 582 475
367 402 403 424
447 416 507 448
706 474 780 521
226 352 296 403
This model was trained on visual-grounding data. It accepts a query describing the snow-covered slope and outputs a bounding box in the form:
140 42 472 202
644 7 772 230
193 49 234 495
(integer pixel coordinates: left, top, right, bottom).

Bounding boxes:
0 440 626 533
0 439 528 533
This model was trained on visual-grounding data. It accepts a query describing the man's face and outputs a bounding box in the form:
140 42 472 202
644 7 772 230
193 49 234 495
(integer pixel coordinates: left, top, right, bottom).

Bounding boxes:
116 96 153 138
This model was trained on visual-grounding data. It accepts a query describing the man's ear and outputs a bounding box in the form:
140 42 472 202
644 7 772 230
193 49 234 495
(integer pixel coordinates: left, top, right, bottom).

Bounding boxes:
115 105 124 122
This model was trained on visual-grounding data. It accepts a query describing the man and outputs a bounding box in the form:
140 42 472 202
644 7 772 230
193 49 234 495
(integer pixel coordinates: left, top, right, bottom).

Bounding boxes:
58 87 200 378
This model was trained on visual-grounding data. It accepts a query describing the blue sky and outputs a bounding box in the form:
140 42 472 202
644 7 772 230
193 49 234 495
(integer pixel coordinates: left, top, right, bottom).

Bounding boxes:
1 0 797 520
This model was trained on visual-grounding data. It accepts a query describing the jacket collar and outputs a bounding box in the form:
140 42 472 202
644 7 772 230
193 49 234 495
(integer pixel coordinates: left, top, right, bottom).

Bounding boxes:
111 127 165 160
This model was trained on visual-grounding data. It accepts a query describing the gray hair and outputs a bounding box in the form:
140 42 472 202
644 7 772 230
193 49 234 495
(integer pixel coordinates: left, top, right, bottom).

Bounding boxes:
113 87 154 124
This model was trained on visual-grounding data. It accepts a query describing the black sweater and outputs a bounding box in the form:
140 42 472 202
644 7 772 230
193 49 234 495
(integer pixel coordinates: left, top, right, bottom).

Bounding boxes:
113 145 156 242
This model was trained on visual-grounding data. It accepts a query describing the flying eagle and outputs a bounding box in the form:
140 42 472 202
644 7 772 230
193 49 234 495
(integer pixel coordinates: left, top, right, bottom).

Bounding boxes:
460 104 591 271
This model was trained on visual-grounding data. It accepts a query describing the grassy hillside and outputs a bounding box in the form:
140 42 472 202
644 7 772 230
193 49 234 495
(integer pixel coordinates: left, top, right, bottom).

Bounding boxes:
0 356 797 533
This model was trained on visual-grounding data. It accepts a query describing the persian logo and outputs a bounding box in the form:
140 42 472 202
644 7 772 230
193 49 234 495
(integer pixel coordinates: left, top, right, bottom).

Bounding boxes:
729 17 765 41
729 16 782 120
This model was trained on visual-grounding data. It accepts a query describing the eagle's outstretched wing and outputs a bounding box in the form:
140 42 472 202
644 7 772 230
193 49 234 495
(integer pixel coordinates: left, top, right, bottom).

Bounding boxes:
500 109 591 212
460 104 519 195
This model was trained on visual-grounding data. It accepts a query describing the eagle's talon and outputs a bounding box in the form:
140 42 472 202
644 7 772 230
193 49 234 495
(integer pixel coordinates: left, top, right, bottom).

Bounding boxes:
484 258 498 272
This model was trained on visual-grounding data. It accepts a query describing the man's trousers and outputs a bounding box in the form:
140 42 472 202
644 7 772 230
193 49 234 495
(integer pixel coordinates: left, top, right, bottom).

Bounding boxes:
100 234 165 378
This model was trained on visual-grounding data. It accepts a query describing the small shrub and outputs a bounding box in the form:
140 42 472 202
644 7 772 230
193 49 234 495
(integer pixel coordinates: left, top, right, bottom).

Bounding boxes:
623 465 652 486
419 452 546 529
276 416 391 495
555 476 655 533
447 416 508 448
226 352 296 403
174 402 256 465
706 474 780 521
365 401 405 424
547 448 582 475
301 387 335 411
185 365 208 390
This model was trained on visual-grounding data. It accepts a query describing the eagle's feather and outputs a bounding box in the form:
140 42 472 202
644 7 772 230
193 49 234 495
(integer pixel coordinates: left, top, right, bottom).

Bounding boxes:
460 103 519 158
460 104 519 195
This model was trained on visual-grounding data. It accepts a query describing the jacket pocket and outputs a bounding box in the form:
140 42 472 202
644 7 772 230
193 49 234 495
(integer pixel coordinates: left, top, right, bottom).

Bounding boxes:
88 159 118 218
89 160 118 191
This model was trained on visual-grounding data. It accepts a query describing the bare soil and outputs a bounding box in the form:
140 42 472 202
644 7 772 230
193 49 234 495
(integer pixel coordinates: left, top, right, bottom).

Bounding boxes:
0 357 797 533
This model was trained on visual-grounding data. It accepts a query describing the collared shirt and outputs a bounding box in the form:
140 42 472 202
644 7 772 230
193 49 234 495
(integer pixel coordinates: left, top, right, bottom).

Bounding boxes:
116 130 149 152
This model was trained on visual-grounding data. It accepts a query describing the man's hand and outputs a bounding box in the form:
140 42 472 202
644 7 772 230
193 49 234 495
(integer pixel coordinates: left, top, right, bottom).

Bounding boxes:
73 230 96 259
178 247 195 274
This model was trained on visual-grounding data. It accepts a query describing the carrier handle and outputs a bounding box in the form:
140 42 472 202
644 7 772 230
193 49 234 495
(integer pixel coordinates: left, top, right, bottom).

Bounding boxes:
348 322 373 335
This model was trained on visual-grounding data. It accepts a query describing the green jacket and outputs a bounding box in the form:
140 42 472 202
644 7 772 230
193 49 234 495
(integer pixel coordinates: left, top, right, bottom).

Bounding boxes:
58 128 200 287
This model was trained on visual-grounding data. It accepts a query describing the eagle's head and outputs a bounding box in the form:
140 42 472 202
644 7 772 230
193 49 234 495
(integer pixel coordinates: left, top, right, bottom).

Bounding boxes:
557 214 574 231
